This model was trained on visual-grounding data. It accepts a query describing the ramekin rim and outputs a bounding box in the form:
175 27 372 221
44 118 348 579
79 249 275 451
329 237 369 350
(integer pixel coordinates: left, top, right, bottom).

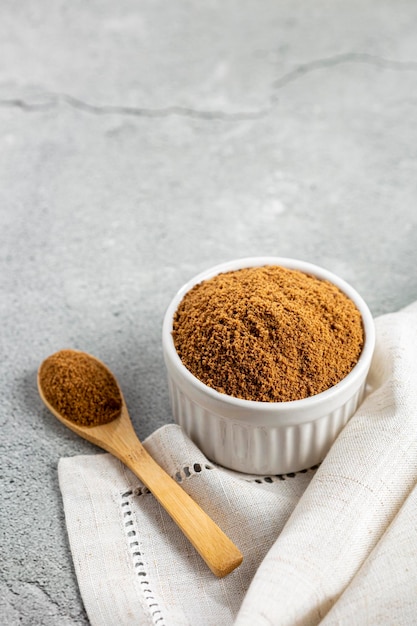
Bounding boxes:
162 256 376 411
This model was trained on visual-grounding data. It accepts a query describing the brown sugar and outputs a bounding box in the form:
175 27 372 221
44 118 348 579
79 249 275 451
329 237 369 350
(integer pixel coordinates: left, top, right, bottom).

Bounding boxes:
38 349 122 426
172 265 364 402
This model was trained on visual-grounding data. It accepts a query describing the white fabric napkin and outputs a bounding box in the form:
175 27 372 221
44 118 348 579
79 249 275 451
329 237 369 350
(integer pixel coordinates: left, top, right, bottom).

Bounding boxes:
58 301 417 626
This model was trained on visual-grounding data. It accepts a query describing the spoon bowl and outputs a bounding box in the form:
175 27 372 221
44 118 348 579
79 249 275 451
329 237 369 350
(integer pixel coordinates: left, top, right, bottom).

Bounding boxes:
38 350 243 577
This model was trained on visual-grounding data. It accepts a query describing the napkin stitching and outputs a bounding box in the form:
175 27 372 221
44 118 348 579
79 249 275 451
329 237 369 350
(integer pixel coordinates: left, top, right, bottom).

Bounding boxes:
117 458 318 626
174 461 214 482
248 464 321 484
173 461 319 484
121 489 167 626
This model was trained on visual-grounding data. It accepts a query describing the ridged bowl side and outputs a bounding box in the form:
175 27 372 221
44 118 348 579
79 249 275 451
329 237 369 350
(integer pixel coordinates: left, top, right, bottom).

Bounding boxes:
167 377 366 475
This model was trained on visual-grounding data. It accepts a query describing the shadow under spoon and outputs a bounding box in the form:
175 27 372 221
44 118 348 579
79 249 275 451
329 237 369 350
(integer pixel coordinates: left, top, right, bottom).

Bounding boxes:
38 349 243 578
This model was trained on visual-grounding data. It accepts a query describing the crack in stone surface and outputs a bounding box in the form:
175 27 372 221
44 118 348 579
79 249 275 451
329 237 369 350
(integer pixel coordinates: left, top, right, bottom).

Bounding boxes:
4 579 79 616
271 51 417 93
1 52 417 121
0 94 267 120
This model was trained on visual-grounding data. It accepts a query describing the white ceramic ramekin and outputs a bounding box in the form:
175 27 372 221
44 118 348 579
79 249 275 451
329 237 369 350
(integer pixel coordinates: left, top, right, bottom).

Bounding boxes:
162 257 375 475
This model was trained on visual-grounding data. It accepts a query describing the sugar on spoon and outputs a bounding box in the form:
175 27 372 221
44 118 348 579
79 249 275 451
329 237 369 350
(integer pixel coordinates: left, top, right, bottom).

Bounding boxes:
38 349 243 577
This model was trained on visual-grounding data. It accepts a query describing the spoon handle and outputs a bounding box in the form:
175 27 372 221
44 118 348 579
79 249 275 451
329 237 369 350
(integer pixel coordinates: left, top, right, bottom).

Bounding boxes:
121 443 243 577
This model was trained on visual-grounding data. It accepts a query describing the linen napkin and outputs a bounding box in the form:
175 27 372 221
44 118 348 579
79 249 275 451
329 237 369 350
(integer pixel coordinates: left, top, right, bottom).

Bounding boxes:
58 301 417 626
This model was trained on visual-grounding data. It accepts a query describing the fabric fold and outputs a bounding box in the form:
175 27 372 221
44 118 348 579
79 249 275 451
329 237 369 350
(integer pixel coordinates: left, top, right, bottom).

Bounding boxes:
321 480 417 625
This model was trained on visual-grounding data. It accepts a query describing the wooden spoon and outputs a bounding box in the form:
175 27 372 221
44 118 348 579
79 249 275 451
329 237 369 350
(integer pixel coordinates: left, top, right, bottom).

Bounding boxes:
38 350 243 577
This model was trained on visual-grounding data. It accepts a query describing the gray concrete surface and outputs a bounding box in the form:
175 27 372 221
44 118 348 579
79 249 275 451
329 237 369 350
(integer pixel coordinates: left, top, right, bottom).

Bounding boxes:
1 1 417 623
